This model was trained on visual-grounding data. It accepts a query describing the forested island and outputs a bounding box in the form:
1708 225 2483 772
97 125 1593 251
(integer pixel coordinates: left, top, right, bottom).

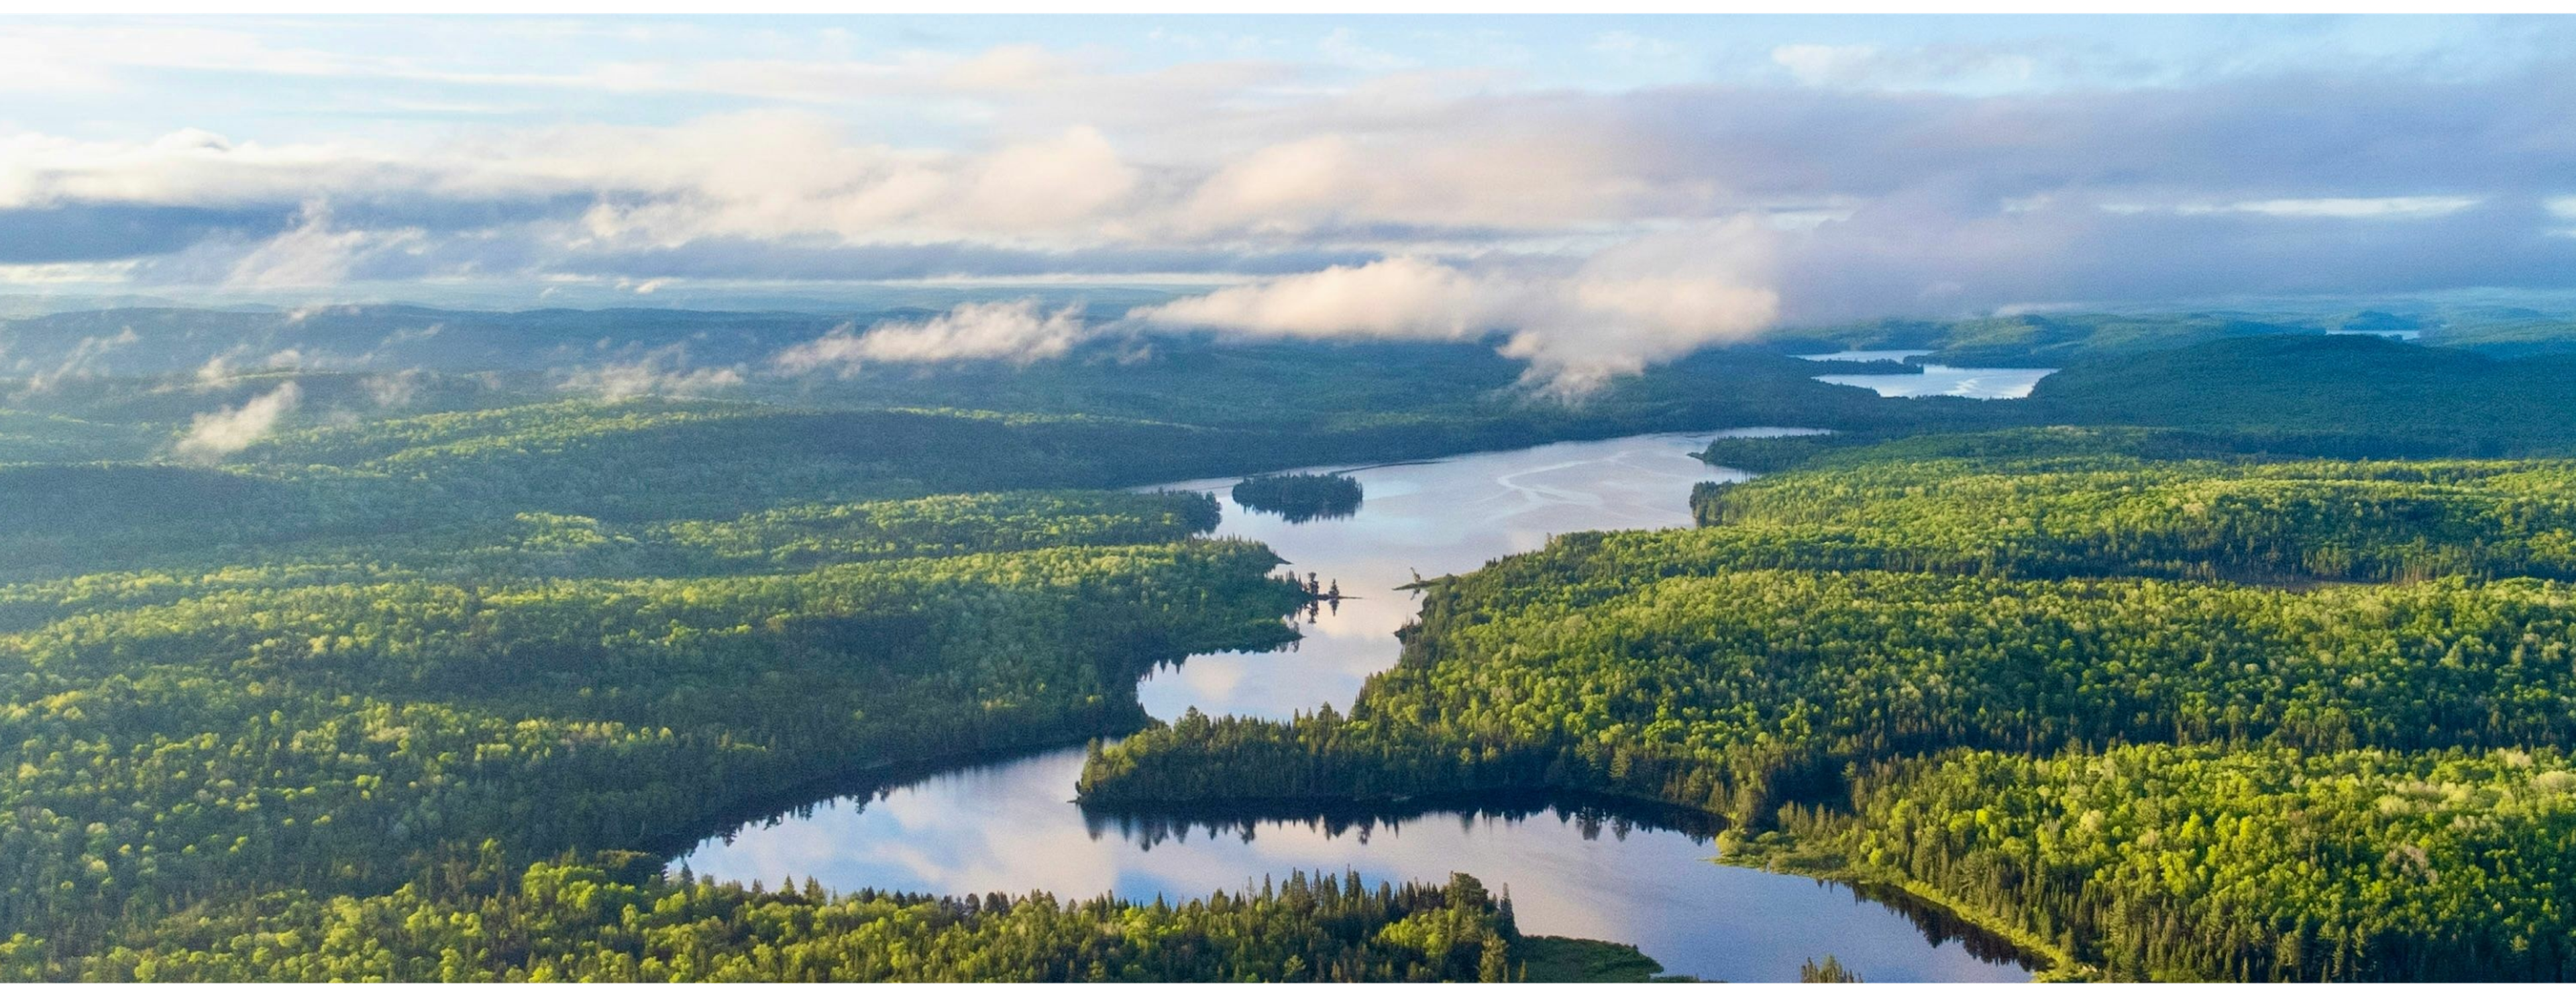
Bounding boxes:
1231 472 1365 523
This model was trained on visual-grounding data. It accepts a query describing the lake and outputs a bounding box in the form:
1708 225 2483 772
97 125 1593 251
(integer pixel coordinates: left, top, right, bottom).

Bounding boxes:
1796 349 2056 399
670 429 2039 983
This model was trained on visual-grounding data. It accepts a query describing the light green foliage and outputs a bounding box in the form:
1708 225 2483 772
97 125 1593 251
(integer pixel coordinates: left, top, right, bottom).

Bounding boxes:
1694 427 2576 582
1512 936 1670 982
1782 746 2576 980
1084 429 2576 980
0 385 1330 980
0 539 1297 963
65 863 1517 983
653 490 1220 570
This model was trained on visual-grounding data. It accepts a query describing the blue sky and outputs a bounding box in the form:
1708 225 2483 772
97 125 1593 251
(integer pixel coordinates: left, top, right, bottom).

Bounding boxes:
9 16 2560 142
3 15 2573 382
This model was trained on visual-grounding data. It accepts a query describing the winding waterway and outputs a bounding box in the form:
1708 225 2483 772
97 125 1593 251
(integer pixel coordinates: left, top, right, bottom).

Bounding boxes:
671 429 2038 982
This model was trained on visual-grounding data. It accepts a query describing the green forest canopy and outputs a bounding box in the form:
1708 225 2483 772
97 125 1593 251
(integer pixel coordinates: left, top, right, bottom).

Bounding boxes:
9 323 2576 980
1083 428 2576 981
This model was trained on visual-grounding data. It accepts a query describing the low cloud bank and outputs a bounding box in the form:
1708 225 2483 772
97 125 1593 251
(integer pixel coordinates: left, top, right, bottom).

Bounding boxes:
173 381 301 464
559 346 746 402
754 224 1779 397
773 299 1091 376
1131 219 1781 394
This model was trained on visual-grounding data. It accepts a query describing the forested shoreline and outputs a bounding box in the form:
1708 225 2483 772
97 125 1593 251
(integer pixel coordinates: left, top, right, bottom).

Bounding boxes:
11 325 2576 980
5 339 1785 982
1083 426 2576 981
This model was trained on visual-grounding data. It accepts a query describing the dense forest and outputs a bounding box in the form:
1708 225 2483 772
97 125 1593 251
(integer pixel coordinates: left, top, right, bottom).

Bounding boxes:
12 301 2576 980
11 319 1885 981
2025 336 2576 457
1083 426 2576 981
0 529 1303 967
1692 427 2576 582
35 860 1540 983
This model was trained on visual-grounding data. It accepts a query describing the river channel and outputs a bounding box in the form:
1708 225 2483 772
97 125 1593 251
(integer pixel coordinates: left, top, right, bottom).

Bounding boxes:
671 429 2039 982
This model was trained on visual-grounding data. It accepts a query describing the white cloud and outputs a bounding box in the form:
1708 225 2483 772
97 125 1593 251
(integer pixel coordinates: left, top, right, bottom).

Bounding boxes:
1772 44 1882 87
1134 218 1780 395
0 260 139 285
1179 136 1364 235
2204 196 2482 219
1130 257 1509 341
958 127 1138 230
0 129 425 210
22 327 139 392
774 300 1093 376
194 354 235 384
2 30 2569 323
1770 41 2046 93
2100 195 2484 219
364 368 427 409
1170 123 1685 236
173 382 302 464
224 202 419 288
561 117 1145 246
558 346 745 401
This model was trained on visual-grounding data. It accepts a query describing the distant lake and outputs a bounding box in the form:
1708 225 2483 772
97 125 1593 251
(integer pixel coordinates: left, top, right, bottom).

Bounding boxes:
1797 349 2055 399
671 430 2039 983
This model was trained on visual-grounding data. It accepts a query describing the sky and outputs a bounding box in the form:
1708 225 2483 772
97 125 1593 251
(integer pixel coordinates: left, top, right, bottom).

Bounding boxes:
3 14 2573 387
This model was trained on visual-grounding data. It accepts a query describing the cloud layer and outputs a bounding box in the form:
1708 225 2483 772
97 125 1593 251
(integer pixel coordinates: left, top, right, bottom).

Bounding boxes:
3 17 2572 382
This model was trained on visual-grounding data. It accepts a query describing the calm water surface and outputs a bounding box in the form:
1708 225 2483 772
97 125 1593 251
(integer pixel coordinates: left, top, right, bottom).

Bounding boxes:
672 429 2037 982
1796 348 2055 399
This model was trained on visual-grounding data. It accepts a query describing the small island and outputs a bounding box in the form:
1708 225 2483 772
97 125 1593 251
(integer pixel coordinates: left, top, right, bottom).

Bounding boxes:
1232 472 1364 523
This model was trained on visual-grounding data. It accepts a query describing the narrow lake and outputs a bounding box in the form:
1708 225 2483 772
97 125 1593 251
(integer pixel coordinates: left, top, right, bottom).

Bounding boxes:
671 429 2039 983
1797 349 2056 399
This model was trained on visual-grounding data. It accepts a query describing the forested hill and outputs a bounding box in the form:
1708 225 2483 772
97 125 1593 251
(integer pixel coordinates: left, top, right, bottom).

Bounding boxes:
1768 304 2576 367
1690 427 2576 583
1083 428 2576 981
2028 335 2576 456
0 305 857 374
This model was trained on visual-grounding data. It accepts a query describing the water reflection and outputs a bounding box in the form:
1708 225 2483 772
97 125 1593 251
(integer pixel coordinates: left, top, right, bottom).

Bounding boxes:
1794 348 2056 399
1135 429 1806 721
1082 791 1724 849
1230 473 1365 524
680 747 2034 983
672 429 2036 982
